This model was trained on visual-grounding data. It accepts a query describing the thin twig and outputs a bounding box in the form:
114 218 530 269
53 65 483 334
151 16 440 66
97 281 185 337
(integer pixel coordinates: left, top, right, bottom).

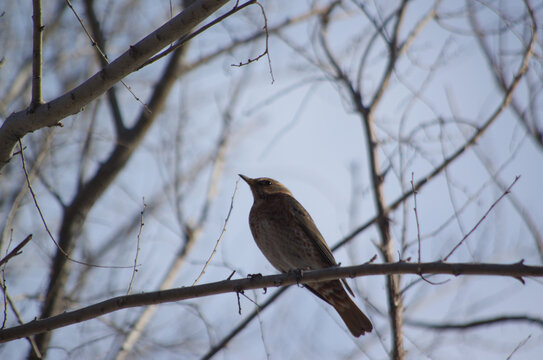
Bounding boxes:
139 0 256 70
410 173 421 264
201 287 287 360
231 1 274 83
0 232 11 329
506 335 531 360
409 173 439 287
18 139 131 269
0 285 42 357
181 4 332 76
443 176 520 261
64 0 151 112
0 235 33 267
193 181 238 285
127 200 146 294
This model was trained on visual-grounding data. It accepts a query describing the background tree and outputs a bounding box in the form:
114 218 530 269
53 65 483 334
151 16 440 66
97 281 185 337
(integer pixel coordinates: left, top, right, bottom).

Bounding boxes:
0 1 541 359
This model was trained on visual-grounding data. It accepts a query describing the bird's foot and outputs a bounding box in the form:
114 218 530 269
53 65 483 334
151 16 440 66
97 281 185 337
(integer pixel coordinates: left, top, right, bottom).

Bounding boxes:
287 268 309 286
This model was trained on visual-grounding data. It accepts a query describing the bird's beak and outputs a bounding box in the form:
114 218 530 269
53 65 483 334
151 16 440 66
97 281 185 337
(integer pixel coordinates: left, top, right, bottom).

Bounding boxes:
238 174 255 187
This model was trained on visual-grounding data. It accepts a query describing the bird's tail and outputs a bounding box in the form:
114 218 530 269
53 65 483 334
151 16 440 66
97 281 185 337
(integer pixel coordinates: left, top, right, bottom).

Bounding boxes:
334 296 373 337
307 280 373 337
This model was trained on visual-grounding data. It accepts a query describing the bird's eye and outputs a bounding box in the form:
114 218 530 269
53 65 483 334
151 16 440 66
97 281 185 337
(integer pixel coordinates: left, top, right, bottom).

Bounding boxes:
260 180 272 186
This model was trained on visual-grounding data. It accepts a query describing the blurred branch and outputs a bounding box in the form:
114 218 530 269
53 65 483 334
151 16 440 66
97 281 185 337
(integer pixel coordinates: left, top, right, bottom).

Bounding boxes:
200 287 288 360
30 0 44 110
0 0 230 169
468 0 542 149
407 315 543 330
0 3 66 116
0 287 41 358
0 131 53 253
1 261 542 343
443 176 520 261
82 0 126 135
473 149 543 261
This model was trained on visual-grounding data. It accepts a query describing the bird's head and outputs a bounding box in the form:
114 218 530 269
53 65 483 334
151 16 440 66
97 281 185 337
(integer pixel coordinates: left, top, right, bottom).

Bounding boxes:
239 174 292 201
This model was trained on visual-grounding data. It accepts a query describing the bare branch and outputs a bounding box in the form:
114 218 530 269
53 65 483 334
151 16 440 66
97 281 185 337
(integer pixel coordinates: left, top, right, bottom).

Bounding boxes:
30 0 44 110
0 235 33 267
193 181 238 285
230 1 275 83
444 176 521 261
19 139 130 269
127 200 146 295
407 315 543 331
1 261 541 343
139 0 256 70
0 0 230 169
200 287 288 360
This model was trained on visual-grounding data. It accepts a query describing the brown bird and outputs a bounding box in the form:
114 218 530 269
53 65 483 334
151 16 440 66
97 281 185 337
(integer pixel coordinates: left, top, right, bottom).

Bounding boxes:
239 174 372 337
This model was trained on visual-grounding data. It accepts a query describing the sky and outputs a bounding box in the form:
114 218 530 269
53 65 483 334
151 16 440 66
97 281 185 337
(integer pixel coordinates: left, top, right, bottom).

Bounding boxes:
1 0 542 359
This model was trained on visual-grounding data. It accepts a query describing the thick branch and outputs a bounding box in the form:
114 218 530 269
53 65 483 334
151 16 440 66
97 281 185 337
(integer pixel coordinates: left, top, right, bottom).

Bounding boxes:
1 261 541 343
0 0 230 169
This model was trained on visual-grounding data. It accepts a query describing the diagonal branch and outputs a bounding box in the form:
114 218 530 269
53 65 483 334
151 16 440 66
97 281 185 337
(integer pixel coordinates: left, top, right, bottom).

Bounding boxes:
82 0 127 136
0 0 231 169
0 235 33 267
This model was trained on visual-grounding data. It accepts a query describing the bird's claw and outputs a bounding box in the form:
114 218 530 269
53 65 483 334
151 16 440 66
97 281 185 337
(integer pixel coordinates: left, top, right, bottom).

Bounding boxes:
287 268 306 285
247 273 263 279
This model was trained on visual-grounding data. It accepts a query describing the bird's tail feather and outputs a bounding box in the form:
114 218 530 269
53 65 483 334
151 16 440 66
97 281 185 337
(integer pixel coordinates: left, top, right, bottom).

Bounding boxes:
334 297 373 337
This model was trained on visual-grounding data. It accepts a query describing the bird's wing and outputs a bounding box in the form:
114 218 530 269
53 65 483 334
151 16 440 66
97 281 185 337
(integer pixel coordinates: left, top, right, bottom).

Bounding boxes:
287 195 356 297
287 196 337 267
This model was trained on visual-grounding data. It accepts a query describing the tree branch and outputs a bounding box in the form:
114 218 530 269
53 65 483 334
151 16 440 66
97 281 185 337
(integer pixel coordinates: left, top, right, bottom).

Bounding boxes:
0 235 33 267
0 0 230 169
30 0 44 110
407 315 543 331
1 261 541 343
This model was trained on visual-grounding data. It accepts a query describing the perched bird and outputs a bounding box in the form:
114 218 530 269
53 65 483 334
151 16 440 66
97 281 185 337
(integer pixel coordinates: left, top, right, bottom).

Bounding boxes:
239 174 372 337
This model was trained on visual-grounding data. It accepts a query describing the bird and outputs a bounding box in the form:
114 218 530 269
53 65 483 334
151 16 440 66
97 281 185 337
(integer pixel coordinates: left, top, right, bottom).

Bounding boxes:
239 174 372 337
